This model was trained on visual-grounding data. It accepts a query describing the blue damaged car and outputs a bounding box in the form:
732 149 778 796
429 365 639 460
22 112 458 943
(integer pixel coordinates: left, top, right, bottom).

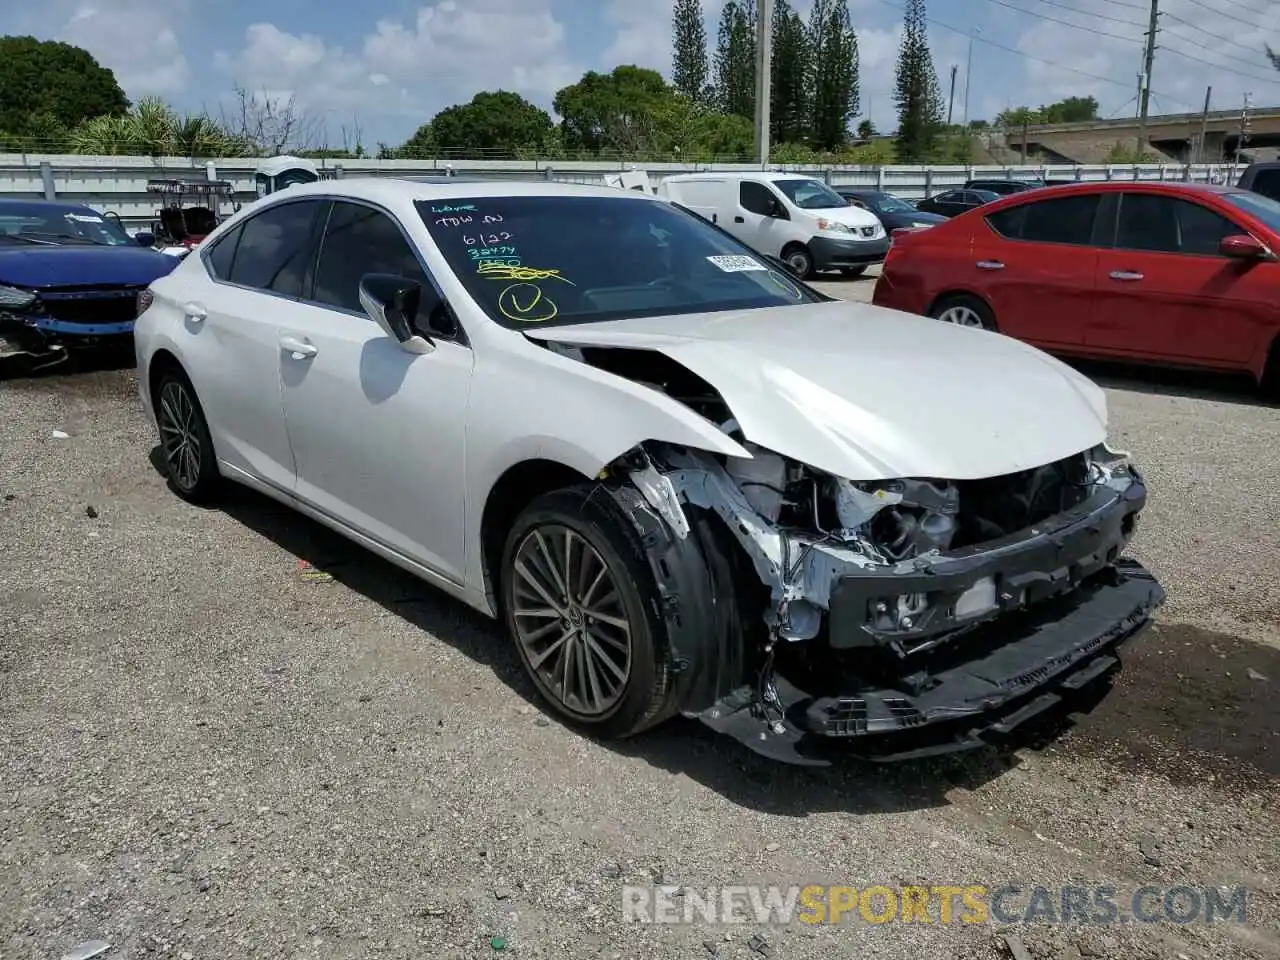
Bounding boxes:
0 198 180 374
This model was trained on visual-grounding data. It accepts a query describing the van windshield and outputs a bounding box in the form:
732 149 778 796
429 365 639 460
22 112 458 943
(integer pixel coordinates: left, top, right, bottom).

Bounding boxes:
772 178 849 210
416 195 822 329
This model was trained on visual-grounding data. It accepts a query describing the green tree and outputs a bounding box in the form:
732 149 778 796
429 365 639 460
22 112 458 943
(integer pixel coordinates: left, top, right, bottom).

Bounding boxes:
714 0 756 119
0 36 129 138
424 90 552 157
808 0 859 151
672 0 709 104
770 0 810 145
892 0 943 162
554 65 672 155
856 118 876 140
997 96 1098 127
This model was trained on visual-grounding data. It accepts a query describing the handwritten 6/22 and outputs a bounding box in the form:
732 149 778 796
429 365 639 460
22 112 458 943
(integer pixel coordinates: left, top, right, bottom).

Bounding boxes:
462 231 513 246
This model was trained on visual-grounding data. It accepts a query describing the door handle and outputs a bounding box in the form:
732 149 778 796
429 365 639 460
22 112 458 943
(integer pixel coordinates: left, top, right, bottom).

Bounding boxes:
182 301 206 321
1109 270 1144 281
279 334 318 359
734 215 745 223
976 260 1004 270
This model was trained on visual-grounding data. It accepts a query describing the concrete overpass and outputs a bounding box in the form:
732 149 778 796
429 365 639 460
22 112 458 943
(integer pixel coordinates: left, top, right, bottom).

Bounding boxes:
998 106 1280 164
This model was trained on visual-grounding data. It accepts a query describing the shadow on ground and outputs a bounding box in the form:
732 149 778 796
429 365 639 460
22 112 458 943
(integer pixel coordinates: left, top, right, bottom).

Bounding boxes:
1066 357 1277 409
143 458 1207 817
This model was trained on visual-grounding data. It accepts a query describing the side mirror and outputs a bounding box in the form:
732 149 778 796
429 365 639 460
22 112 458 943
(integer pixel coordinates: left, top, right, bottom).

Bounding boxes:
134 231 154 247
1219 234 1272 260
358 273 435 355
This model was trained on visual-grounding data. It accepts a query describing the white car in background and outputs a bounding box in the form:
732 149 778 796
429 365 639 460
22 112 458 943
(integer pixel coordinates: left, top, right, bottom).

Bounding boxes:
133 178 1164 765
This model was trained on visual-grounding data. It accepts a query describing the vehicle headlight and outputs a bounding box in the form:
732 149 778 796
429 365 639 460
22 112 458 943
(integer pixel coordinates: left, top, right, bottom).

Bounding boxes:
0 284 36 309
817 218 853 234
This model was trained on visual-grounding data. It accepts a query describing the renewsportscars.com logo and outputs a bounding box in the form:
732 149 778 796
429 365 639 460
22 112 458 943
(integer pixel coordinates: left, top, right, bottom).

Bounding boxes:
622 884 1251 926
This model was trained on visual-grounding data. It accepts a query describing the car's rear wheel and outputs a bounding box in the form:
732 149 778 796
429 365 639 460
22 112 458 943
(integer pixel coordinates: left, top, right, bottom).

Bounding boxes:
154 368 222 503
500 485 676 738
781 243 814 279
930 294 997 331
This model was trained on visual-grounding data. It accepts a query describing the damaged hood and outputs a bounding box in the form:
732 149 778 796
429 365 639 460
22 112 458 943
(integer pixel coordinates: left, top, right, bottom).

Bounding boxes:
523 300 1109 481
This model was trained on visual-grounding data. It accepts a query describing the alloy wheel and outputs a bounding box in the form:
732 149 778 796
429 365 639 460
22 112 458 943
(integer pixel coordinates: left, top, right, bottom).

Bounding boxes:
936 304 986 328
158 379 203 491
509 523 633 717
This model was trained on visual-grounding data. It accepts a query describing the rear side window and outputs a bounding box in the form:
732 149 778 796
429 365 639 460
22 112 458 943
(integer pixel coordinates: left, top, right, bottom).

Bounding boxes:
204 224 241 280
985 194 1100 246
225 199 322 296
1115 194 1238 256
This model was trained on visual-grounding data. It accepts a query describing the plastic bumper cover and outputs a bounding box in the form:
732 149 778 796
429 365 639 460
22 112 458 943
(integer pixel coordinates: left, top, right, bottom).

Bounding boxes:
701 558 1164 764
810 235 890 269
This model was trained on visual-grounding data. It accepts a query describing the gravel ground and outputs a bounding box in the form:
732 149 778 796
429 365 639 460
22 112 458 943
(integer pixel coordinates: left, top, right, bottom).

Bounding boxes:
1 291 1277 960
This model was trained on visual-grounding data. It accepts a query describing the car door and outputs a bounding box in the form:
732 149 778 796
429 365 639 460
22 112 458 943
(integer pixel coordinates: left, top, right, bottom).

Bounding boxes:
278 198 474 582
736 180 789 254
1087 191 1270 365
187 197 325 490
966 191 1105 347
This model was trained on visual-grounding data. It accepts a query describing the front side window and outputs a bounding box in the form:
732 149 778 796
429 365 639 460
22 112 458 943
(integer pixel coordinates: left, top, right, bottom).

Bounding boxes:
225 199 322 295
1245 168 1280 201
740 181 777 215
771 178 848 210
416 195 822 330
311 201 434 322
1116 194 1237 256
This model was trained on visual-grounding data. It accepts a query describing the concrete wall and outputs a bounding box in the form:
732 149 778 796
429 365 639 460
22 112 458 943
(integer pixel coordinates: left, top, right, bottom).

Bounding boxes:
0 153 1237 228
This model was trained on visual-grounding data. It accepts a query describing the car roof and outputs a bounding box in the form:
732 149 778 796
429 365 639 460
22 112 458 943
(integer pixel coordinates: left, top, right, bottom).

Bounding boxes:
252 176 661 205
661 171 823 183
0 197 102 214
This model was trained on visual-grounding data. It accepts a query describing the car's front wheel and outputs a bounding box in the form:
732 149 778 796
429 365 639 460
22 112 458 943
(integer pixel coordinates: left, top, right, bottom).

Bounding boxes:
500 485 676 738
781 243 814 279
154 367 222 503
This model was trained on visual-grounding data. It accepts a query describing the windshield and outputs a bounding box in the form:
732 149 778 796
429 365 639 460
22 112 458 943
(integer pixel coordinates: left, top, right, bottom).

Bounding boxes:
0 203 133 246
416 195 822 329
771 178 849 210
1222 190 1280 233
861 193 915 214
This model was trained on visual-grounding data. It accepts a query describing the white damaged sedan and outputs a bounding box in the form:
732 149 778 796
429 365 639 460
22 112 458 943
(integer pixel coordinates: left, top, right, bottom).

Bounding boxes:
134 177 1165 764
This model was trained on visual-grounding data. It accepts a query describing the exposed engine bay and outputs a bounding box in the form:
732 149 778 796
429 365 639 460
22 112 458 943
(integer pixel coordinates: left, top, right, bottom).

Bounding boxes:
544 340 1166 764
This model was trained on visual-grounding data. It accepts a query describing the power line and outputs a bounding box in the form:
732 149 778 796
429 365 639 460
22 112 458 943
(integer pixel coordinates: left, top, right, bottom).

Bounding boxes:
1162 12 1269 59
1176 0 1275 33
1027 0 1146 27
979 0 1145 46
872 0 1198 109
1155 37 1280 86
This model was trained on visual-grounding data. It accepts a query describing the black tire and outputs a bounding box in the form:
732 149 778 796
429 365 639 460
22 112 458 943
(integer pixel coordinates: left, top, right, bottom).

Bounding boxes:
499 484 677 739
841 265 868 278
781 244 814 279
153 366 222 504
929 293 997 331
1262 338 1280 401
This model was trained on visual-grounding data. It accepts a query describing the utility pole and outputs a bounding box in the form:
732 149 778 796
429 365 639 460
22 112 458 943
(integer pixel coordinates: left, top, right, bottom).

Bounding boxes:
948 65 957 126
1196 85 1211 163
1136 0 1159 154
753 0 773 166
1236 91 1253 171
962 28 980 128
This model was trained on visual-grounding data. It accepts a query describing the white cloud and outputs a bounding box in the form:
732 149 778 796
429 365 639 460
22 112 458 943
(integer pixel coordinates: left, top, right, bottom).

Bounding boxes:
602 0 674 73
57 0 190 96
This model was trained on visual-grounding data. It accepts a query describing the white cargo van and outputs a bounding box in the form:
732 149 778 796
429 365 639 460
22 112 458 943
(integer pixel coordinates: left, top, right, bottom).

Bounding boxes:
654 171 887 278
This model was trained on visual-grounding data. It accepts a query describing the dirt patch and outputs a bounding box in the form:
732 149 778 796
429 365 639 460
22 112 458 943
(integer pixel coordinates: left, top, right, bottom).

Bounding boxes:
1061 621 1279 792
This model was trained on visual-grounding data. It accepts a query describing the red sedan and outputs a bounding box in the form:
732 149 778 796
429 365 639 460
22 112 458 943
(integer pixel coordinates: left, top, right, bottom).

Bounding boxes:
872 181 1280 393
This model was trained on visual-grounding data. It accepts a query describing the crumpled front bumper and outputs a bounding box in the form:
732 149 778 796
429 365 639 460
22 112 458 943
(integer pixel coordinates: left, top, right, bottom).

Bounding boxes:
702 559 1164 764
695 470 1166 765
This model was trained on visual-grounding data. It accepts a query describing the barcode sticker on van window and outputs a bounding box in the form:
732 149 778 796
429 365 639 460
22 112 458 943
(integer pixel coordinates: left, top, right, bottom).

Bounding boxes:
706 255 766 272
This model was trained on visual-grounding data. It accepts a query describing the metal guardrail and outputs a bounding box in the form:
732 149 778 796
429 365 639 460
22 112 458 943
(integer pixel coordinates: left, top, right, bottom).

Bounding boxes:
0 153 1238 228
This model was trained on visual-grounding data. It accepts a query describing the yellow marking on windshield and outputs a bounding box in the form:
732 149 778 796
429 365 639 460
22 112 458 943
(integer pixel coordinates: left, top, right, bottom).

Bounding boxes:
478 262 575 285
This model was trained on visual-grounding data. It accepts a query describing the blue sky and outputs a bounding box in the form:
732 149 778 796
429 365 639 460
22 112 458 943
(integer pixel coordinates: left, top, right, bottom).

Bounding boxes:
3 0 1279 149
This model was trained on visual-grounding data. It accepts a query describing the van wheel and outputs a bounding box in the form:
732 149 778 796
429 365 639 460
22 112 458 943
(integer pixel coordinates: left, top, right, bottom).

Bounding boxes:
781 244 814 279
930 294 997 331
